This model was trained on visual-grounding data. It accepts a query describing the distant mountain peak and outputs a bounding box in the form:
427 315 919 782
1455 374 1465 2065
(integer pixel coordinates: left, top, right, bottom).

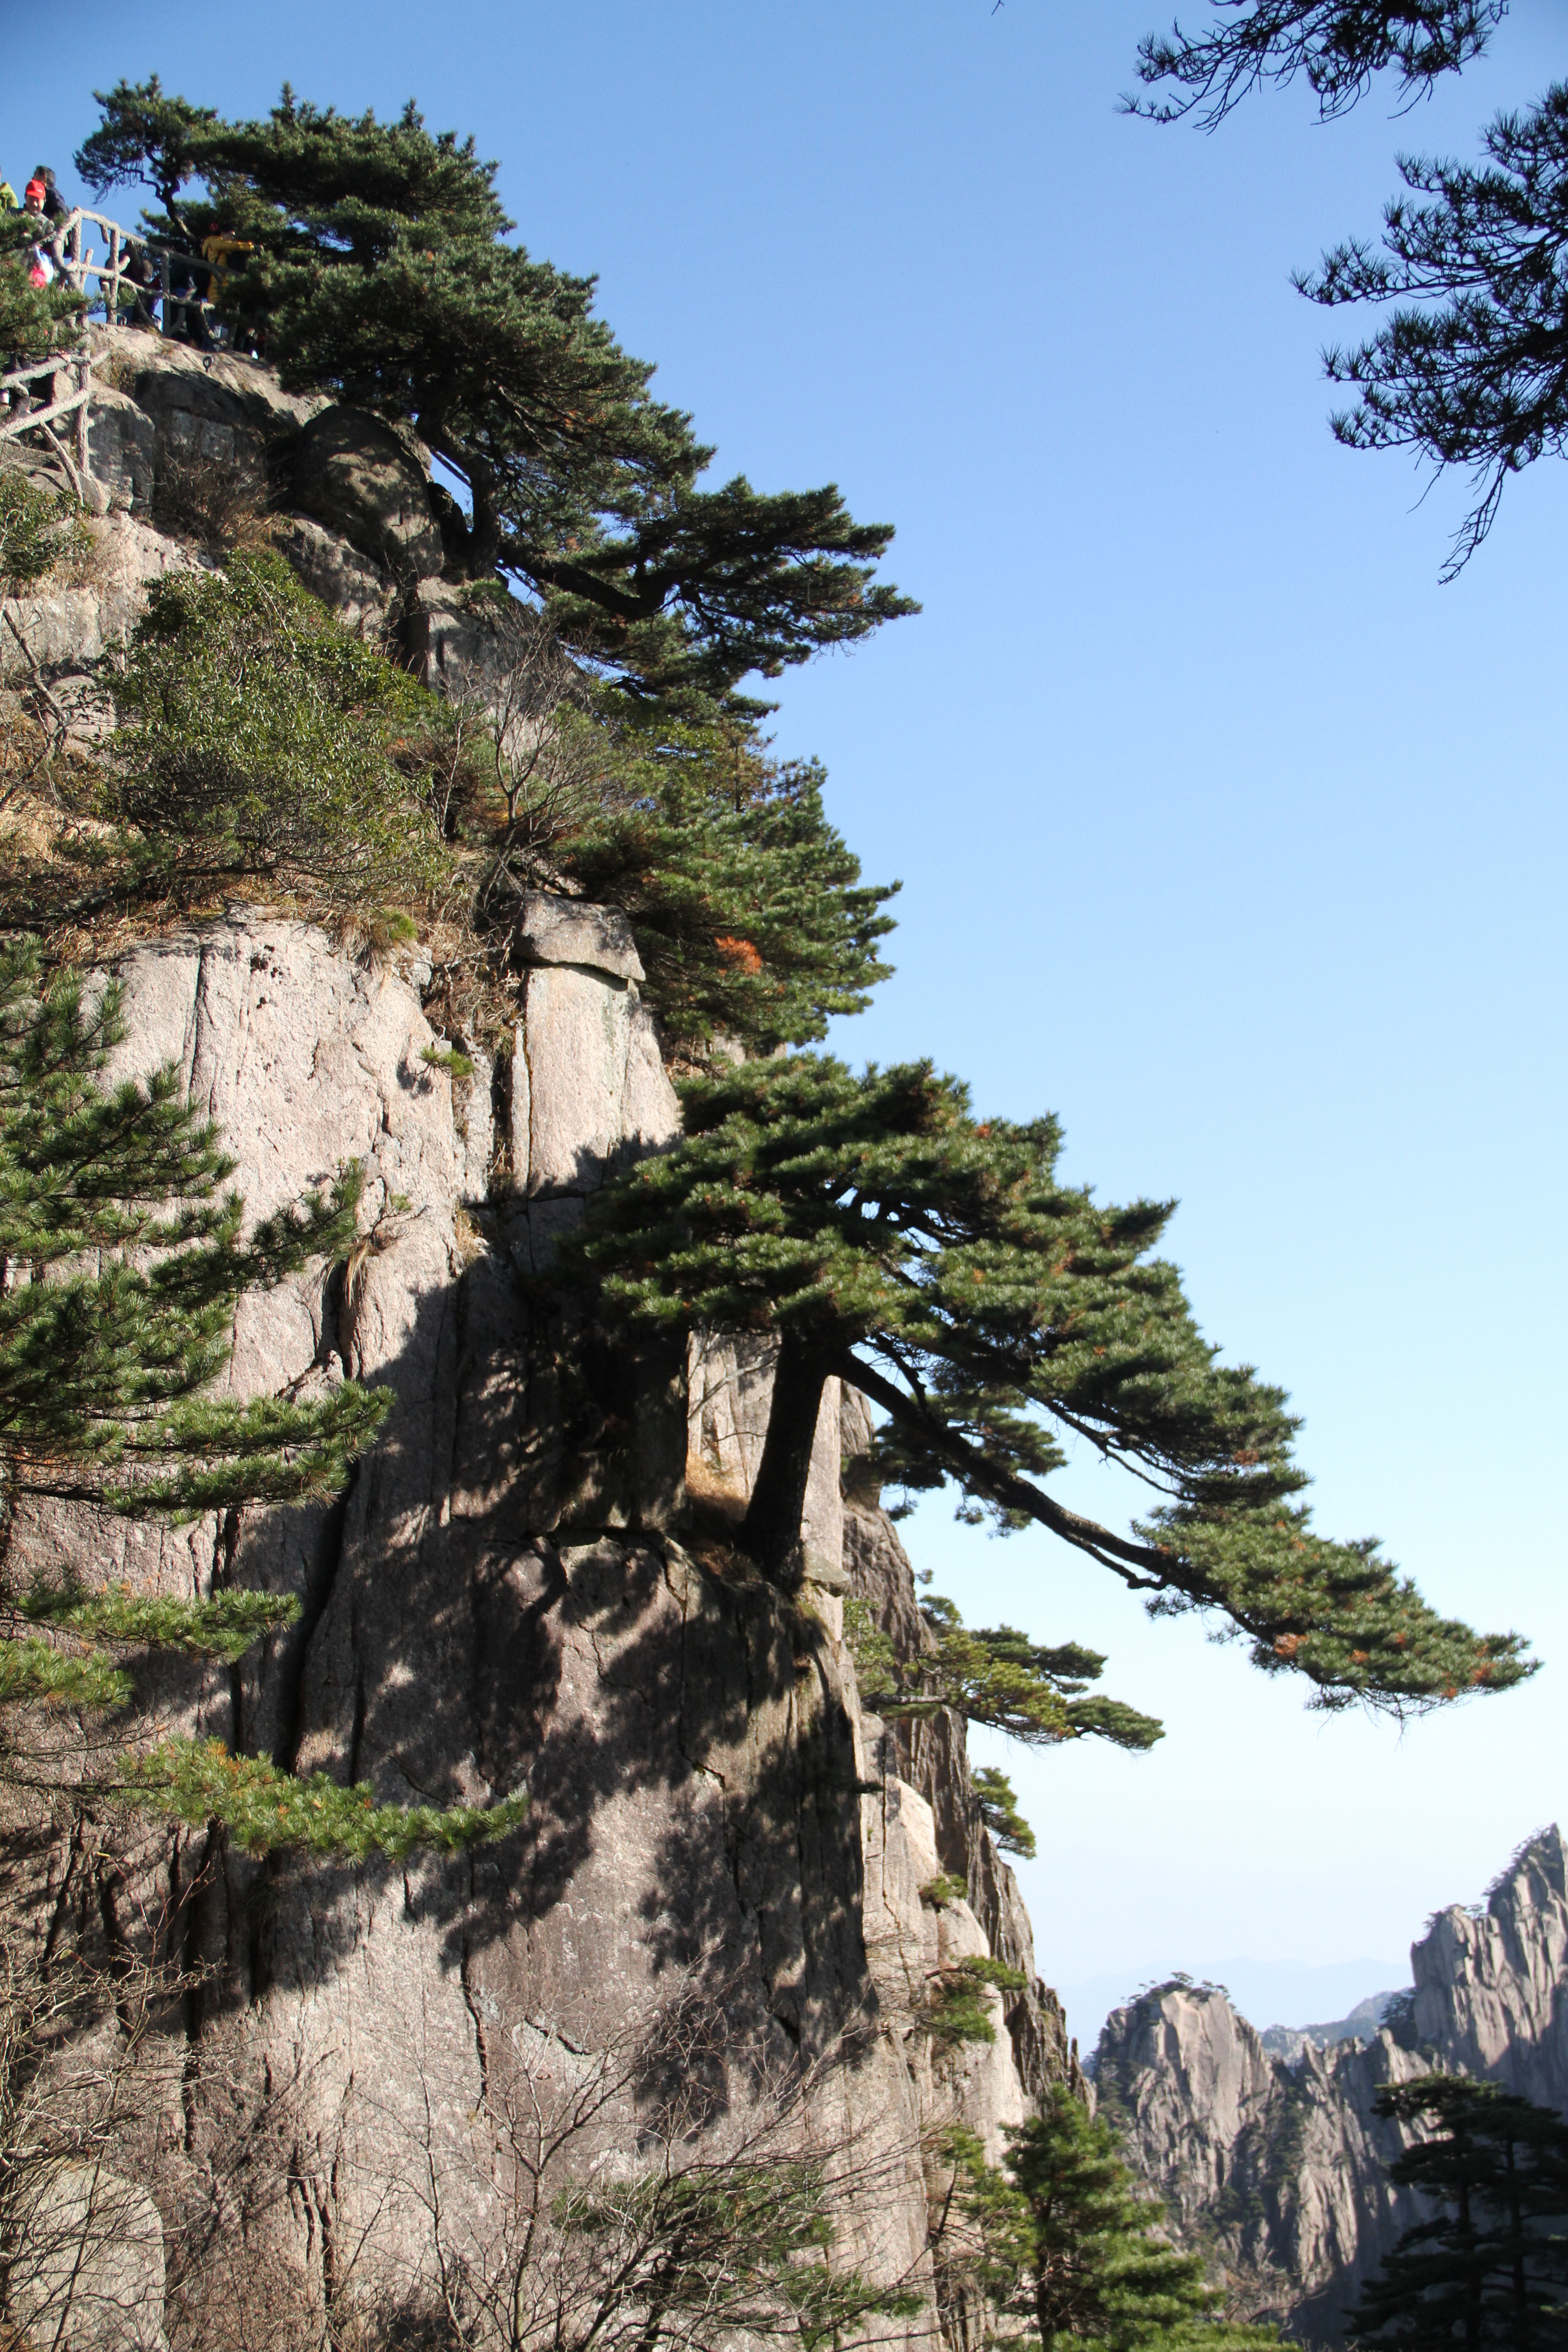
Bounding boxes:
1094 1824 1568 2343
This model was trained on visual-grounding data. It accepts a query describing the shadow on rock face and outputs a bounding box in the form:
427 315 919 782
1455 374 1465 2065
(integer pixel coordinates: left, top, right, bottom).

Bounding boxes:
229 1243 874 2068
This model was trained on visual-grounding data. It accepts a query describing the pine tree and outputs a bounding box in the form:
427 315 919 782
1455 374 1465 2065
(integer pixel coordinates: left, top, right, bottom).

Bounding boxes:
73 86 916 710
942 2086 1279 2352
559 727 897 1056
73 74 217 240
1296 95 1568 578
0 948 525 1857
1352 2078 1568 2352
568 1051 1532 1713
1131 1 1568 575
1131 2 1502 127
971 1765 1037 1859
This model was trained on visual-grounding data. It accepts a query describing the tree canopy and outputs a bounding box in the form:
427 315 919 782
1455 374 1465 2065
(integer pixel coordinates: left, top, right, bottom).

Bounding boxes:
74 80 916 710
851 1594 1165 1754
1352 2077 1568 2352
1133 1 1568 573
1298 86 1568 578
572 1051 1532 1716
1132 0 1506 125
558 734 898 1057
940 2086 1280 2352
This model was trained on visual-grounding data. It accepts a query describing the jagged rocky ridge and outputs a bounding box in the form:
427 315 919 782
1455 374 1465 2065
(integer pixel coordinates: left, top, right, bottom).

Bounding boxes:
1094 1826 1568 2343
0 337 1078 2347
1260 1993 1403 2065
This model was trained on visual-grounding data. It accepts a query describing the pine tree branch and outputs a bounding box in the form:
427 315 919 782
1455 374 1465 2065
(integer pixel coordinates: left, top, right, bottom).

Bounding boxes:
835 1351 1169 1590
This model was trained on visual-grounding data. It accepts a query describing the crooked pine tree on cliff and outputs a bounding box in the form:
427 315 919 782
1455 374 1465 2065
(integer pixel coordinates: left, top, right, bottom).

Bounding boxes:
0 950 526 1859
75 80 916 712
569 1053 1532 1715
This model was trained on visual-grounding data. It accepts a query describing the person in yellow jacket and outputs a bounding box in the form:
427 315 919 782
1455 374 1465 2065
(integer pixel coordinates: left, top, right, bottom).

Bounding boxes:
199 233 256 351
200 234 253 296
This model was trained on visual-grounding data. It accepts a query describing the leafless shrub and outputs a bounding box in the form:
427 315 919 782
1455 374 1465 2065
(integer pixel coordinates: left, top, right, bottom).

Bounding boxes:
0 1901 195 2350
160 2049 336 2352
442 610 622 916
153 451 272 553
339 1965 932 2352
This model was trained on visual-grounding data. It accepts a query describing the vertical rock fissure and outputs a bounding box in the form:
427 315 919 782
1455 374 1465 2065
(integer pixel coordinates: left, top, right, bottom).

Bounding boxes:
460 1934 491 2114
272 1472 358 1776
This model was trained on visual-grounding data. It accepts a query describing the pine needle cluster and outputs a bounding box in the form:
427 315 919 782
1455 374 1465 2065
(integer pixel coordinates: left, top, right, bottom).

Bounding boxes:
971 1765 1037 1860
0 948 524 1858
924 1955 1030 2050
559 733 897 1055
1131 0 1499 127
902 1601 1164 1753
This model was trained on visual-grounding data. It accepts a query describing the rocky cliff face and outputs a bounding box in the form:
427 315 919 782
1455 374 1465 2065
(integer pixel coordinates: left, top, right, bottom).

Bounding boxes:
0 347 1074 2347
1094 1827 1568 2342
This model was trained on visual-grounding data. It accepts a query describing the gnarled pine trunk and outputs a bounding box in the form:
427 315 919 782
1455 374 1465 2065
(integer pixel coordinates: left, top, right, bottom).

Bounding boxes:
739 1333 833 1588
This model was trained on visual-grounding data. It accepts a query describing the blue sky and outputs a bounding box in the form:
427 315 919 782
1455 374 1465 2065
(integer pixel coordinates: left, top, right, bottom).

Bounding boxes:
8 0 1564 2050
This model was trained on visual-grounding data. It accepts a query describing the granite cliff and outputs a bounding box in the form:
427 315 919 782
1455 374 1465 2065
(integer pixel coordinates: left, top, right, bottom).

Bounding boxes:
0 334 1078 2349
1094 1826 1568 2343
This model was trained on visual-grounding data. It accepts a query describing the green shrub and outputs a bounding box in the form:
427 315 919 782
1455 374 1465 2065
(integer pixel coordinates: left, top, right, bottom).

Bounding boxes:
925 1957 1029 2048
108 549 450 909
0 226 85 366
0 470 91 595
972 1764 1037 1860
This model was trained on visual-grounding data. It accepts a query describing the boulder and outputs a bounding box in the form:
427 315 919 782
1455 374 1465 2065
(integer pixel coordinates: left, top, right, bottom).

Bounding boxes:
515 962 678 1201
0 514 199 679
290 403 445 582
271 512 397 637
85 385 157 510
515 890 645 983
110 329 321 493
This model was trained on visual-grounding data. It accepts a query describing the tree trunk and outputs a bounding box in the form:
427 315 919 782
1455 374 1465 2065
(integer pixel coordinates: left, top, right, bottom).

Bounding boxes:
420 426 503 578
1505 2139 1531 2352
1460 2176 1481 2352
739 1333 831 1588
468 459 502 577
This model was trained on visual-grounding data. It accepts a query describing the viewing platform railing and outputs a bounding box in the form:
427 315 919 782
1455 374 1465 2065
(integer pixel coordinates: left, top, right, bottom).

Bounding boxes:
40 204 220 336
2 203 236 490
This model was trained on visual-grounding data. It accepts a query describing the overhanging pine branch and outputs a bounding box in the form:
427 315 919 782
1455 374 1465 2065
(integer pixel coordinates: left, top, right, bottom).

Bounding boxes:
835 1352 1169 1592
